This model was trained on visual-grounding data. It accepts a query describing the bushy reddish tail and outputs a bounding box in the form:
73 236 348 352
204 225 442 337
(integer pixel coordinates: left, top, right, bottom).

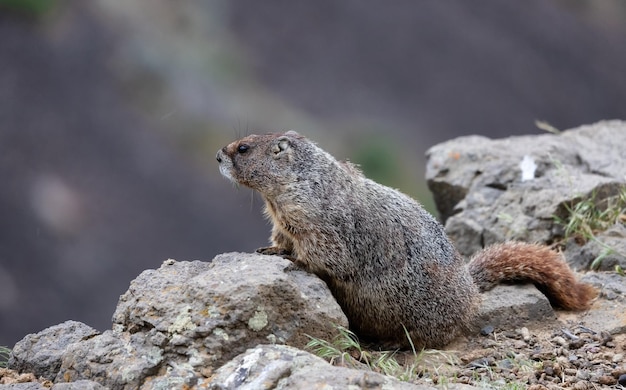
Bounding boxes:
468 242 597 310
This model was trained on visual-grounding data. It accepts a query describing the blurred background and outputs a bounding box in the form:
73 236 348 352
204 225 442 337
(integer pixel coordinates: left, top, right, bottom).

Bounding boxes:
1 0 625 347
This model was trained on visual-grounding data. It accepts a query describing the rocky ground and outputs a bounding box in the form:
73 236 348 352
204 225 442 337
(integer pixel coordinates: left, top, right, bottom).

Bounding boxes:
410 320 626 389
307 271 626 389
3 319 624 389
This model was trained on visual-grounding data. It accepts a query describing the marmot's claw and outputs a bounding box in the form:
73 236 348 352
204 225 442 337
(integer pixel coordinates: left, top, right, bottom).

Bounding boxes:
256 246 293 259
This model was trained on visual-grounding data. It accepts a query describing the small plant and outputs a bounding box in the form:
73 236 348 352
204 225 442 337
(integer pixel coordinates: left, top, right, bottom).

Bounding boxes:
306 325 399 373
305 325 366 369
555 188 626 242
306 325 457 383
0 346 11 368
554 186 626 269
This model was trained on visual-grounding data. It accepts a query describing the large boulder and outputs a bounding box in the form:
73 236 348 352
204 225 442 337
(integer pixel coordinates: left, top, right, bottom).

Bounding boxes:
426 120 626 267
111 253 347 369
9 253 348 389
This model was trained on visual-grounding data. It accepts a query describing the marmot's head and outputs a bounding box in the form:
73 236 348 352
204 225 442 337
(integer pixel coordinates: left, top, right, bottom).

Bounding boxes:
216 131 310 196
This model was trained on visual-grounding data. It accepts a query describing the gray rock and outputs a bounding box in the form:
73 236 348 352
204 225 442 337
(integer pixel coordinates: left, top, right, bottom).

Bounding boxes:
565 225 626 271
208 344 433 390
582 272 626 300
52 381 109 390
473 284 557 332
112 254 347 371
8 320 100 380
0 381 107 390
55 330 162 390
8 253 346 389
576 272 626 335
575 298 626 336
426 120 626 259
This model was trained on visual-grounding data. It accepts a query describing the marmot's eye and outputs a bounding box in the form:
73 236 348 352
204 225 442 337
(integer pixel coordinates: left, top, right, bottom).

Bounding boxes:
237 144 250 154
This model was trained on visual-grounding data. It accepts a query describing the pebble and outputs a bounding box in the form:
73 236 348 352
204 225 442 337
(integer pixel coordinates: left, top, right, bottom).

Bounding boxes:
611 367 626 377
562 328 579 340
576 370 590 380
595 375 616 386
577 325 596 334
619 374 626 387
518 327 531 341
573 381 589 390
467 356 495 368
569 338 585 349
583 345 601 354
612 353 624 363
555 356 569 365
498 359 513 370
480 325 495 336
592 330 613 345
481 339 498 348
552 336 567 346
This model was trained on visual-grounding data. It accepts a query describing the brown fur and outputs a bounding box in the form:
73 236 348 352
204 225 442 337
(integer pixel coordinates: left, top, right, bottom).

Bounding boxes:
468 242 597 310
217 131 596 348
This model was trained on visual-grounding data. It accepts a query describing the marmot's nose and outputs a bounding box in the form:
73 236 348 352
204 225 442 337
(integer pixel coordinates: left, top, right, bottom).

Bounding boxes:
216 150 223 163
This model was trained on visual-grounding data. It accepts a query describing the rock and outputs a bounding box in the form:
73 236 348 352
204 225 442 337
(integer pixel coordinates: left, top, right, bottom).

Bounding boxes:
55 330 163 389
473 284 556 332
207 344 432 390
426 120 626 259
8 253 347 389
480 325 494 336
52 381 108 390
518 327 531 341
572 272 626 335
573 297 626 336
582 272 626 301
564 224 626 271
112 254 347 371
0 385 46 390
8 320 100 380
0 380 105 390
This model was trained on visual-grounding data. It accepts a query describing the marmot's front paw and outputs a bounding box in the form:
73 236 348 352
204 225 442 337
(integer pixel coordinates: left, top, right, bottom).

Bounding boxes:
256 246 294 260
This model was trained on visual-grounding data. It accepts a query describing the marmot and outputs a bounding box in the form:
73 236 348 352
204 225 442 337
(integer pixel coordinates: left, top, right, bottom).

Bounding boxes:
216 131 596 349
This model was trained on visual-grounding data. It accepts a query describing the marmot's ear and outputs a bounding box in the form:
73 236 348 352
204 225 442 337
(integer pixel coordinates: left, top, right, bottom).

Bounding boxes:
284 130 301 137
272 136 293 157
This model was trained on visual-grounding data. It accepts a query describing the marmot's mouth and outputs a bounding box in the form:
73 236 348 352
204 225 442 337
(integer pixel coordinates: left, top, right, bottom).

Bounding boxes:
216 149 236 184
218 164 236 183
